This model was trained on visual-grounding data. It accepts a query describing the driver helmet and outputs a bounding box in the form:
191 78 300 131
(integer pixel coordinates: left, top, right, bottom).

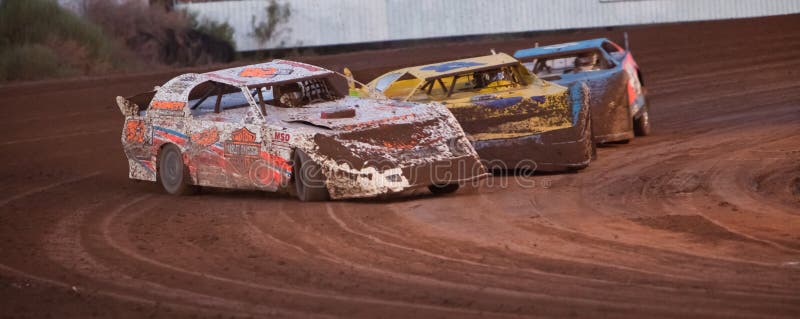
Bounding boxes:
575 52 599 69
279 83 303 107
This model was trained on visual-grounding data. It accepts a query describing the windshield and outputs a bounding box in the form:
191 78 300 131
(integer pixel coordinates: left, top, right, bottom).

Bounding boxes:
414 65 530 101
370 72 423 100
256 75 346 108
528 50 608 77
374 72 405 92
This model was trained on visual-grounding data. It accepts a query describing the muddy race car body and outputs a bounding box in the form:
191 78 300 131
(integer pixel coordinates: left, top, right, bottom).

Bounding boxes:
514 38 651 143
364 53 594 172
117 60 486 201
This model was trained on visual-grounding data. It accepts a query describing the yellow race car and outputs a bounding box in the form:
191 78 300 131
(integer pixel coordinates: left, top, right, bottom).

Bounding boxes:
362 53 594 172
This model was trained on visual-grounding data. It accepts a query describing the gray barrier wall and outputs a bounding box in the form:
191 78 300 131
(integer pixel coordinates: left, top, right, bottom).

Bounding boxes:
176 0 800 51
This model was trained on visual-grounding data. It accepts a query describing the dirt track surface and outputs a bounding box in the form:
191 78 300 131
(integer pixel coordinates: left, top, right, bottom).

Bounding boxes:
1 14 799 318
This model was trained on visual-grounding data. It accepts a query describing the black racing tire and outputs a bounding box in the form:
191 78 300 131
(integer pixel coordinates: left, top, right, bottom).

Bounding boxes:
293 150 330 202
587 116 598 160
157 144 196 195
611 139 631 145
634 105 652 136
428 183 460 195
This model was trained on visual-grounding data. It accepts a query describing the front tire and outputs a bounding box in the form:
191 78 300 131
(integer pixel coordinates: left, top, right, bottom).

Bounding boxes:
587 117 597 160
158 144 196 195
634 105 652 136
429 183 459 195
293 150 330 202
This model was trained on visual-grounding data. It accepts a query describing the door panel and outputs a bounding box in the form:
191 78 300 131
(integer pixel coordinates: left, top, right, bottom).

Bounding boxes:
584 70 634 141
189 120 267 190
446 91 573 142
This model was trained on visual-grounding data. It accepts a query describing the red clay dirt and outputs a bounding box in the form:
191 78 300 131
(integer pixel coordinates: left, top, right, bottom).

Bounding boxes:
1 14 799 318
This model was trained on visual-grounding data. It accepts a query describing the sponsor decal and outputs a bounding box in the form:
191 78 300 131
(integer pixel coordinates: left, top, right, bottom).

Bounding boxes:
421 61 486 73
623 57 642 105
125 120 146 144
151 101 186 111
190 127 219 148
239 67 293 78
273 131 291 143
153 126 188 145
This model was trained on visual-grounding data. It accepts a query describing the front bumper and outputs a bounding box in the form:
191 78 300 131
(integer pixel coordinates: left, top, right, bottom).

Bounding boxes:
472 106 593 172
324 155 487 199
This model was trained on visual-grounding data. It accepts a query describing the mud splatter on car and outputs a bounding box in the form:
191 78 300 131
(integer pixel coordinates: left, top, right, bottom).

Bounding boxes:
364 53 594 172
515 38 651 143
118 60 487 201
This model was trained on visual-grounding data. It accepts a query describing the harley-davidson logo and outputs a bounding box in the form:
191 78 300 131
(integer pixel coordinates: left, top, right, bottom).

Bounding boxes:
224 128 261 174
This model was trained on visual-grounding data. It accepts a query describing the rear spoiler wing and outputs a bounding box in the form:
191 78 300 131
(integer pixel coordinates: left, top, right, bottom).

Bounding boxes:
116 90 156 117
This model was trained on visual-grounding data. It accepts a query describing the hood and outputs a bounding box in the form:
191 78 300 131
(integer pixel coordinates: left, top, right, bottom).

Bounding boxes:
282 96 441 131
294 97 473 171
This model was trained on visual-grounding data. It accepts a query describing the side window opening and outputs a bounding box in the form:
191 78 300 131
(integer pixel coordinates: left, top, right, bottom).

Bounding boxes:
270 77 344 108
301 78 335 103
602 42 620 53
188 81 251 116
532 51 610 76
128 91 156 116
603 41 626 60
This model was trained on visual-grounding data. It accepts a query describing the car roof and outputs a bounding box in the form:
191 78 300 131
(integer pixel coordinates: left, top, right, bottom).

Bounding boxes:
513 38 611 59
396 53 520 80
203 59 334 87
149 60 334 108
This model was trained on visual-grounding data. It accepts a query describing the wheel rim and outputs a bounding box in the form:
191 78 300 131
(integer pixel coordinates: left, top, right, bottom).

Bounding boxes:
162 149 182 190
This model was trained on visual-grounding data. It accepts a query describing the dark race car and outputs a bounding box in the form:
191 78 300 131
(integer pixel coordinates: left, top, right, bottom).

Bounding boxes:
515 38 651 143
364 53 594 172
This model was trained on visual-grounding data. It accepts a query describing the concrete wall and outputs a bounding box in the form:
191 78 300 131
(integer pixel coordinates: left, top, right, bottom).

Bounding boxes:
177 0 800 51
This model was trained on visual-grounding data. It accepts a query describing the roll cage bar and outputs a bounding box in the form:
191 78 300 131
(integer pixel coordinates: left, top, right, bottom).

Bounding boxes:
410 64 527 100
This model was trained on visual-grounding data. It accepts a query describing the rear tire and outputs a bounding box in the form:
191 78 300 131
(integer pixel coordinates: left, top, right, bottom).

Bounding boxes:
158 144 196 195
634 106 652 136
429 183 459 195
293 150 330 202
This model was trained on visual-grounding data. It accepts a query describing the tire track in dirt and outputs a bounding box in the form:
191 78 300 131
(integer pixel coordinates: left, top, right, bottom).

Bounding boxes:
100 199 533 318
0 171 102 207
